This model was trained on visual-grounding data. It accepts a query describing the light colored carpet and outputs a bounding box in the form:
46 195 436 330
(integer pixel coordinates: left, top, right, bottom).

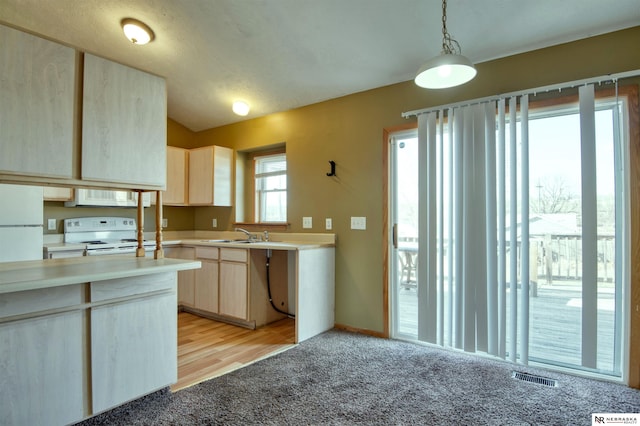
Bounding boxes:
76 329 640 425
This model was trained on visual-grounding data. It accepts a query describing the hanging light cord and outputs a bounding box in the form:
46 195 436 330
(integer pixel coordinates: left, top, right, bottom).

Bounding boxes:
441 0 462 55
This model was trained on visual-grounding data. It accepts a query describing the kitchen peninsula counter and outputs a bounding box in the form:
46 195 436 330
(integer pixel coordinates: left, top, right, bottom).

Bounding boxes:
0 255 201 294
0 255 200 426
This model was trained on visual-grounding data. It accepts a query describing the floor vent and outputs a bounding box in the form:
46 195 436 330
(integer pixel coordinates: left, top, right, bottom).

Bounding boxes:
512 371 558 387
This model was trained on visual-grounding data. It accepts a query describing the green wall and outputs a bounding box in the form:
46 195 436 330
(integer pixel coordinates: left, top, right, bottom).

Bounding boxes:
44 26 640 335
188 26 640 334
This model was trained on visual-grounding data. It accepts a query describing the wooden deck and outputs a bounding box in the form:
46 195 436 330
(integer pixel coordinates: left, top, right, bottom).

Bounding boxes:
173 312 296 391
396 280 619 375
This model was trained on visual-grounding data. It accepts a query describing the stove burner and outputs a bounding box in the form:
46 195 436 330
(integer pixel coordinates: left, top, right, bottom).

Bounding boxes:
82 240 106 244
120 239 137 243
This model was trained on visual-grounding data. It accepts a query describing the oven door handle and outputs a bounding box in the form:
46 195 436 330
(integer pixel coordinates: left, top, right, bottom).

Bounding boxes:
86 248 136 256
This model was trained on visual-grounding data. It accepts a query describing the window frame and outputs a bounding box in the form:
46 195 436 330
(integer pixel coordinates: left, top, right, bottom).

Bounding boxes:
252 150 287 224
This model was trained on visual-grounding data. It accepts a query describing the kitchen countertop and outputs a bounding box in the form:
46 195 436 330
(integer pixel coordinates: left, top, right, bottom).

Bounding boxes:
177 239 332 250
0 256 201 294
43 233 336 252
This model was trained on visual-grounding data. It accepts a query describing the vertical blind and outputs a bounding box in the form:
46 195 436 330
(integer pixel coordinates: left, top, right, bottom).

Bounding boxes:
413 83 608 365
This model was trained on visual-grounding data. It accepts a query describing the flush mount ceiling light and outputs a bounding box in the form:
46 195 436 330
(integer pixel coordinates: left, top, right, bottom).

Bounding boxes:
415 0 476 89
121 18 155 45
232 101 250 116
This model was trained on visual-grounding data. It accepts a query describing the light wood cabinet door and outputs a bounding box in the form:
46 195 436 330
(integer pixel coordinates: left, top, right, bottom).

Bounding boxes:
81 54 166 188
0 311 86 426
164 146 189 205
188 145 233 206
91 289 177 413
194 259 219 313
0 24 76 179
43 186 74 201
219 260 249 320
166 247 196 306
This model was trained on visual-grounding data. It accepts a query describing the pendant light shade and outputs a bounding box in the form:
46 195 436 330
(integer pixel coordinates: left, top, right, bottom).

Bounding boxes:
415 0 476 89
415 53 476 89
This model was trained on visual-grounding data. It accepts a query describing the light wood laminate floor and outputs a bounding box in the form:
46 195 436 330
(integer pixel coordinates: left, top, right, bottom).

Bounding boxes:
172 312 296 391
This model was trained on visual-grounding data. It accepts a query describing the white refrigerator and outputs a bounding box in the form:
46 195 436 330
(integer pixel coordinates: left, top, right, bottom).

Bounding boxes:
0 184 44 262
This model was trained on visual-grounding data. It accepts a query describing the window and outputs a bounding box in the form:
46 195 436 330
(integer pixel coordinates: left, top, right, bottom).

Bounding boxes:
254 153 287 222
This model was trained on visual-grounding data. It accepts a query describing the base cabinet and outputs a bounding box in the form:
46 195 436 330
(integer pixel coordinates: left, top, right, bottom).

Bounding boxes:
0 272 178 425
219 260 249 320
0 311 86 426
195 260 219 313
91 292 176 413
166 247 196 307
185 247 249 323
194 247 219 313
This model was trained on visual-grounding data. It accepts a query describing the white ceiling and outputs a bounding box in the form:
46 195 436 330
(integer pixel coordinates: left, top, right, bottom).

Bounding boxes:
1 0 639 131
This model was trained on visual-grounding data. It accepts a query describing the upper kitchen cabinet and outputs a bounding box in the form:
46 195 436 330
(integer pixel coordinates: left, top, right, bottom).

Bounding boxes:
0 24 76 179
188 145 233 206
163 146 189 205
0 24 167 191
81 54 166 189
43 186 74 201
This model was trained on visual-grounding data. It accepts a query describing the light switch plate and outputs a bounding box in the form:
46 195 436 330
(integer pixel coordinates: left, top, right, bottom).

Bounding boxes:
162 218 168 228
302 217 312 229
325 218 332 230
351 216 366 230
47 218 56 231
212 218 217 228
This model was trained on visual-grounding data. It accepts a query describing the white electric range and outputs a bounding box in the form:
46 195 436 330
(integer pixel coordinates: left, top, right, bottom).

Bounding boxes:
64 217 155 256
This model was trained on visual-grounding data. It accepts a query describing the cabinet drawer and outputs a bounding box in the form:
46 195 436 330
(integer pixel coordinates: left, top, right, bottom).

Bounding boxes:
195 247 219 260
91 272 175 302
0 284 84 319
220 248 248 263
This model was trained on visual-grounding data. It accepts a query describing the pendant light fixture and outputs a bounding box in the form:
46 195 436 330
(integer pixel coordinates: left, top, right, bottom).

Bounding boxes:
121 18 155 45
415 0 476 89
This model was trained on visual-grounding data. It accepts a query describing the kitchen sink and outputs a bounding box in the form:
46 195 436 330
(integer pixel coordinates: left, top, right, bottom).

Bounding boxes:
200 239 255 244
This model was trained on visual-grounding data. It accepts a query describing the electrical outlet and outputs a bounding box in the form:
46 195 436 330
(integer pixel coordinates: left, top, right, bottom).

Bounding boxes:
302 217 312 229
161 218 168 228
47 218 56 231
351 216 366 230
212 218 218 228
325 218 332 230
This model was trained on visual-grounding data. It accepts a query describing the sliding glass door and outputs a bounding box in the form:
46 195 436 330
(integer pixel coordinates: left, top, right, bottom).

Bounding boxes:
390 84 632 380
524 95 624 375
390 130 420 338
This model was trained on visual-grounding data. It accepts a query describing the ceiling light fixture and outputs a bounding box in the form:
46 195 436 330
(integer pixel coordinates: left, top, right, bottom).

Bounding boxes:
121 18 155 45
232 101 250 116
415 0 476 89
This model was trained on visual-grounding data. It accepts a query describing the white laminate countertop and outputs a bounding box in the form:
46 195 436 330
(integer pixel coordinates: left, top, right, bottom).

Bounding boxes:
177 239 333 250
44 238 335 253
0 256 201 294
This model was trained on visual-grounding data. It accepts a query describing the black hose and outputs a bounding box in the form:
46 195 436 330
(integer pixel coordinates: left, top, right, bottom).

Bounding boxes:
266 252 295 318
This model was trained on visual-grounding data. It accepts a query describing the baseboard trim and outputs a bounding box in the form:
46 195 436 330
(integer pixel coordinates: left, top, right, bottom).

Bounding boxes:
334 323 388 339
179 306 257 330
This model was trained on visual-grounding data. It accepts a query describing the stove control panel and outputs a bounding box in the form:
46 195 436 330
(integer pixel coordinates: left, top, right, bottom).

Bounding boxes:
64 217 136 232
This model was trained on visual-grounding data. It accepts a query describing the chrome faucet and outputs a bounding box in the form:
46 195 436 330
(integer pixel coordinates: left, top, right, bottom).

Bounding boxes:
235 227 257 241
263 230 270 242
